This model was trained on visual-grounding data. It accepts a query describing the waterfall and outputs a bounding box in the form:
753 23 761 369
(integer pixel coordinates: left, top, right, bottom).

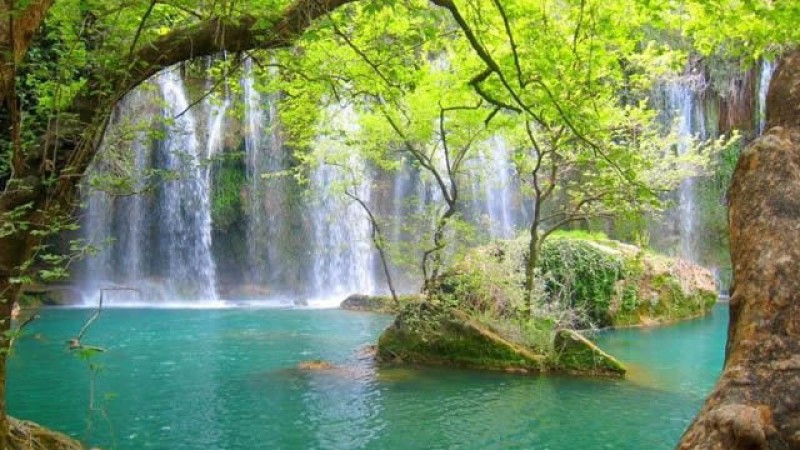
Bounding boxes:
155 69 218 300
479 136 515 239
113 137 149 284
81 74 220 304
390 158 414 245
757 59 776 135
660 76 705 262
81 90 151 303
78 57 769 307
308 104 376 304
242 60 288 289
242 60 268 284
205 88 229 174
83 187 113 288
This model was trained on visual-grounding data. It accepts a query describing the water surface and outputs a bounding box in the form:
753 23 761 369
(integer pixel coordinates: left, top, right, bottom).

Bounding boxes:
9 306 728 449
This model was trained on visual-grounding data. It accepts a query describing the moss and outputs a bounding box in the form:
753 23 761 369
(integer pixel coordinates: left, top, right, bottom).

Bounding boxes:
211 154 246 231
611 264 717 326
377 304 546 373
539 237 626 327
547 229 611 241
552 329 626 377
434 234 717 330
340 294 422 314
376 303 625 377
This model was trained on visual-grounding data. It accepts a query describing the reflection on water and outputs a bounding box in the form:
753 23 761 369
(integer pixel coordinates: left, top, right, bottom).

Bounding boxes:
9 306 727 449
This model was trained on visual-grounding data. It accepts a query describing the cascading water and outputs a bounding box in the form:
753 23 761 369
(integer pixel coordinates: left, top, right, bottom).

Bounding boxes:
660 75 706 262
204 87 229 177
390 157 415 245
757 59 776 135
308 104 377 303
242 60 289 290
154 69 218 300
478 136 516 239
82 186 113 287
81 69 220 304
81 89 151 303
112 137 149 285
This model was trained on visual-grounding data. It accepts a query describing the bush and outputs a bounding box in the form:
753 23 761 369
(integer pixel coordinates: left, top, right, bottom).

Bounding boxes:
211 156 246 230
538 238 627 327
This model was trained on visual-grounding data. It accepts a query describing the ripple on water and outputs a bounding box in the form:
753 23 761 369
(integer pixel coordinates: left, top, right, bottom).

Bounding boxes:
8 306 727 450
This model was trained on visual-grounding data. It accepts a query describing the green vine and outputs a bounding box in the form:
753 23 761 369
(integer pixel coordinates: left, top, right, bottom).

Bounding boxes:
539 238 625 327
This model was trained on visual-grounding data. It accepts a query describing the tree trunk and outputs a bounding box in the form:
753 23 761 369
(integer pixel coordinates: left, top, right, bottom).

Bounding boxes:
347 192 399 306
524 197 543 315
677 49 800 450
0 0 55 107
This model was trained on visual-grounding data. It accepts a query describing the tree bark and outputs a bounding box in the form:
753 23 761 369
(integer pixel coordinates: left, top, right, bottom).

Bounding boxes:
0 0 54 106
677 49 800 450
524 216 540 313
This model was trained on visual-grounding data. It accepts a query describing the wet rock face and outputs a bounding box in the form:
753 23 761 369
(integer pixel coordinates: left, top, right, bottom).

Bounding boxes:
767 50 800 130
679 50 800 449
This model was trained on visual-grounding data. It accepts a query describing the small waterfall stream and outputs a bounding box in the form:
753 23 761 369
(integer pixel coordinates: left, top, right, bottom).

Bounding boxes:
155 69 218 301
242 60 284 287
658 75 707 262
479 136 516 239
113 137 149 284
757 60 776 135
309 104 376 302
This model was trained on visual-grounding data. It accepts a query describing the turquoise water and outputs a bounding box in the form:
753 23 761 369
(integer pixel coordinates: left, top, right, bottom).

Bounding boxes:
8 306 727 449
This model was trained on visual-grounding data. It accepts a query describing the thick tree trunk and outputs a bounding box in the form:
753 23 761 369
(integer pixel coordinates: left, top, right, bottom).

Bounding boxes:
677 50 800 449
0 0 54 106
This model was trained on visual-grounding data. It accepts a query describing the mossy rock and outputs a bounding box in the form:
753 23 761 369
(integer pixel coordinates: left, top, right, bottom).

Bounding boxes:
340 294 422 314
21 285 82 306
9 416 85 450
434 233 718 329
377 303 547 373
610 255 718 327
552 329 626 377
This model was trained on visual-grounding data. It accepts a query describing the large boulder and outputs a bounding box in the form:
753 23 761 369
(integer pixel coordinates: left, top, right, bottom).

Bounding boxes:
376 302 625 377
377 303 547 373
340 293 422 313
538 237 718 327
438 235 718 329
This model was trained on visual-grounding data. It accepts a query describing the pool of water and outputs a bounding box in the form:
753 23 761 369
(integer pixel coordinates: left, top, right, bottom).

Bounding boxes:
8 305 728 449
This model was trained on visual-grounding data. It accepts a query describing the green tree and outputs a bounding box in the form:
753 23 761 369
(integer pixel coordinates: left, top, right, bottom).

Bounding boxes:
1 1 799 448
